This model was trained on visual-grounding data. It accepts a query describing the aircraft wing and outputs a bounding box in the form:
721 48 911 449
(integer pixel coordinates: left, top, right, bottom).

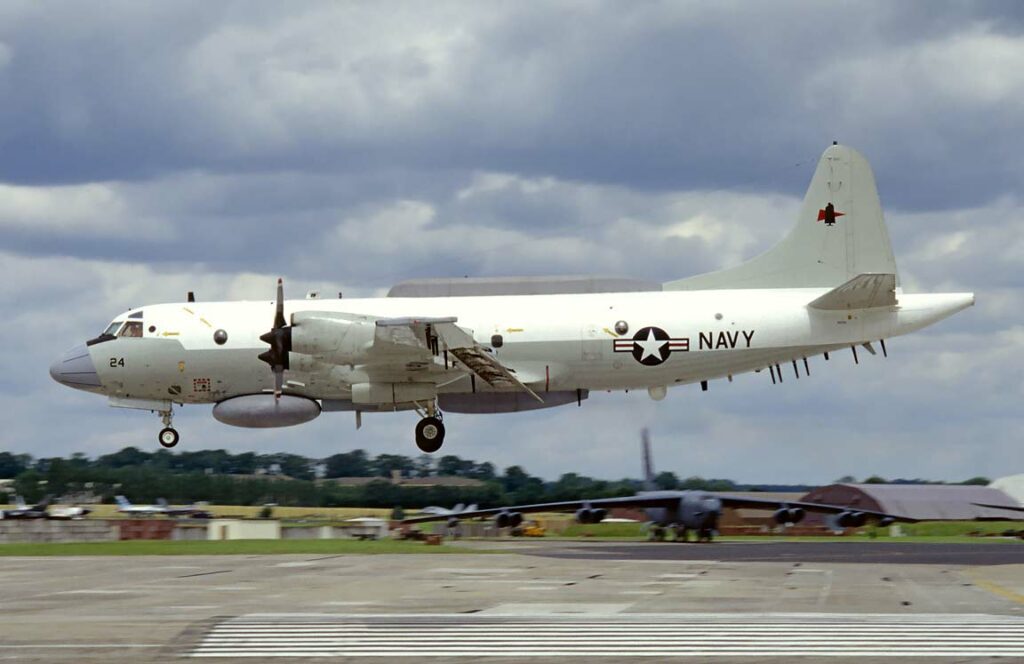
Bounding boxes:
402 495 682 525
376 317 542 400
715 494 918 523
293 311 542 400
971 502 1024 517
402 493 913 525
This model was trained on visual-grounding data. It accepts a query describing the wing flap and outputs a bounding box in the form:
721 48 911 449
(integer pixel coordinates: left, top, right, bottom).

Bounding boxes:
448 346 543 402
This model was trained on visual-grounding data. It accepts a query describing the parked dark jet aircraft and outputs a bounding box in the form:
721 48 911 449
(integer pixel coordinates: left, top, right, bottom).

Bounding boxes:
0 496 51 520
403 431 910 542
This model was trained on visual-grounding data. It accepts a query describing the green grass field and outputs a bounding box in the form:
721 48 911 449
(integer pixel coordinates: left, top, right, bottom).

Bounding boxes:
0 538 467 556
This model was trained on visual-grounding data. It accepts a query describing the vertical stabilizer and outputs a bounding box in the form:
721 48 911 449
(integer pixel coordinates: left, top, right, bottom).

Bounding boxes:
665 144 898 290
641 428 656 491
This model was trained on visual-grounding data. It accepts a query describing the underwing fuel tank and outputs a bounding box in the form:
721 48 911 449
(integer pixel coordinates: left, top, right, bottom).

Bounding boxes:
213 394 321 428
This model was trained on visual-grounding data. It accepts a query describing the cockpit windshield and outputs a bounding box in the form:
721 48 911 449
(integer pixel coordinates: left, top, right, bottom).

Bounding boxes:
103 322 123 336
118 321 143 338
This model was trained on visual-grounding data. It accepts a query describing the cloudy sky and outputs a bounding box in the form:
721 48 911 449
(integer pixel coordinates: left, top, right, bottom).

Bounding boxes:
2 1 1021 484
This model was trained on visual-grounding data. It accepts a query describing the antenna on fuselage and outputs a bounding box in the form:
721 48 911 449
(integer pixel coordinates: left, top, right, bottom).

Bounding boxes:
187 292 195 303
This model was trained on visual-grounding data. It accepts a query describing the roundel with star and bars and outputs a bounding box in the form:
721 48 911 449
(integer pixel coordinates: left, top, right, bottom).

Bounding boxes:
613 326 690 366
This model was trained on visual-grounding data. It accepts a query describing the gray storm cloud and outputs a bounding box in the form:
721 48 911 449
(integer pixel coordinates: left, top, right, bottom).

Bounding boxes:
0 1 1020 482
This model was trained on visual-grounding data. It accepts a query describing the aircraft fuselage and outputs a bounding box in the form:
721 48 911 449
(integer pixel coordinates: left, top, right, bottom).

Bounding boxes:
59 288 972 407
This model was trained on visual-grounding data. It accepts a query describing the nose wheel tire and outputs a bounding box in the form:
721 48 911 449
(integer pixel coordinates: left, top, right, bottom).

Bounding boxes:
415 416 445 453
158 427 180 449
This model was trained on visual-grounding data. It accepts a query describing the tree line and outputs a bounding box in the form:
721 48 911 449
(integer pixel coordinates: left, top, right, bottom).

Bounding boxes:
0 450 990 509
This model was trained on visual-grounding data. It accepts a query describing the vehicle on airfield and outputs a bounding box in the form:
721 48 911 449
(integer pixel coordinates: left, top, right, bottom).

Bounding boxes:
50 144 973 453
402 430 911 543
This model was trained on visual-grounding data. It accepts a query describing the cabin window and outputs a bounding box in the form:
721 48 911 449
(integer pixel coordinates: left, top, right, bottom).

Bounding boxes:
118 321 144 338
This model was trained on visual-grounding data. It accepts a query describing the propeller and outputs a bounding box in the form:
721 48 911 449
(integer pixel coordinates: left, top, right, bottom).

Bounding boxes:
258 278 292 400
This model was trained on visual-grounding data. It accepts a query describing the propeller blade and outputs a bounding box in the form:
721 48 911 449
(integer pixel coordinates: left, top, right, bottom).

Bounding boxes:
273 278 286 329
274 368 283 400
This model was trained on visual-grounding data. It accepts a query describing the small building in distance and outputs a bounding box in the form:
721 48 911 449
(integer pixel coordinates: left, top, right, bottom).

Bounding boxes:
800 483 1022 522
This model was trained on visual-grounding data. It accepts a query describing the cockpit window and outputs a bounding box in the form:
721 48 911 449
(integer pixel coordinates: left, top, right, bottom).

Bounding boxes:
118 321 144 338
103 322 124 336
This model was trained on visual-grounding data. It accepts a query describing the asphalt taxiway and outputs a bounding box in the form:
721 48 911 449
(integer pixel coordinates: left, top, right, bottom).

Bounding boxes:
0 539 1021 662
530 540 1024 565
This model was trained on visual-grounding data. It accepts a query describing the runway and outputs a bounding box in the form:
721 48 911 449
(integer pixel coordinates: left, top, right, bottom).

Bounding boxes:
190 613 1024 658
528 540 1024 565
0 540 1021 662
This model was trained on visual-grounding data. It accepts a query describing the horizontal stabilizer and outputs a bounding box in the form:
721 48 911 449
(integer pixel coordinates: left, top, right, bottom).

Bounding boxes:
809 273 897 311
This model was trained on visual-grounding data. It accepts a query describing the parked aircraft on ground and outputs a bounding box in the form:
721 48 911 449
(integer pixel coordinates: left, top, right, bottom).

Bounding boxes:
114 495 167 516
402 430 910 542
114 496 210 518
50 144 973 453
46 504 92 520
0 496 50 520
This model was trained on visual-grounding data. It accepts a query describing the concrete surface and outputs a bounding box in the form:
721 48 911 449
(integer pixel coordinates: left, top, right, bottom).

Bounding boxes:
0 539 1021 661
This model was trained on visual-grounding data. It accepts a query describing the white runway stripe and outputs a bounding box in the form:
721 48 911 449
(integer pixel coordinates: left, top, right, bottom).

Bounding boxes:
190 615 1024 658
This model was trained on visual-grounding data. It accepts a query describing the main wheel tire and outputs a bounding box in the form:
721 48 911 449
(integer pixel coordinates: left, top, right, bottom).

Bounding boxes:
415 416 445 453
158 427 180 449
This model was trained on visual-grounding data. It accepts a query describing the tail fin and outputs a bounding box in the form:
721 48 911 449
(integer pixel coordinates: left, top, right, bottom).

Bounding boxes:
15 495 26 509
115 495 131 508
665 143 898 290
641 428 656 491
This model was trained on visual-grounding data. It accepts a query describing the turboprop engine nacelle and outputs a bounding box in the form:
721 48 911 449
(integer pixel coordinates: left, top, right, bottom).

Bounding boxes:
836 511 867 528
772 507 806 525
290 314 376 364
575 507 607 525
495 511 523 529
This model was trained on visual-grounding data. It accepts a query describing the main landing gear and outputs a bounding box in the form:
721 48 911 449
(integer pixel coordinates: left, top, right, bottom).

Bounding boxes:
413 400 445 453
157 409 179 449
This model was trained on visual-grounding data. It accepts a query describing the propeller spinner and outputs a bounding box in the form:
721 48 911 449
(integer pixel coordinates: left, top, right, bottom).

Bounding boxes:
257 278 292 399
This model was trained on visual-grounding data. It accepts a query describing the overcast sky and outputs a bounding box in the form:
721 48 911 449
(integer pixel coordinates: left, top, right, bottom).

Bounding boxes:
2 1 1021 484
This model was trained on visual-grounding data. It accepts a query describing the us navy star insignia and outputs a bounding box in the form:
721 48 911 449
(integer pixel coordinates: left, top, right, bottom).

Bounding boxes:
613 326 690 366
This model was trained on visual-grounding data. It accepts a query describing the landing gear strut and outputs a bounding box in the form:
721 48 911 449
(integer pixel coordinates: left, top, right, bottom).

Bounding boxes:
158 409 179 449
414 401 445 453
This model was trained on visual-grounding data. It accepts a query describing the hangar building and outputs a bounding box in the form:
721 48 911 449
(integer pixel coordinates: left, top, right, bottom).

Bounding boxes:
800 483 1021 521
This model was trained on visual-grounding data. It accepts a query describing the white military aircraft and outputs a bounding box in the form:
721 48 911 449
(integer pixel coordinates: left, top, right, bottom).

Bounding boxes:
51 144 973 453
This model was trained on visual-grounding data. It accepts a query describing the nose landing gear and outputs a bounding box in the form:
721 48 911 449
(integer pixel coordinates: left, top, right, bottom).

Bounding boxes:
157 409 179 449
413 400 445 453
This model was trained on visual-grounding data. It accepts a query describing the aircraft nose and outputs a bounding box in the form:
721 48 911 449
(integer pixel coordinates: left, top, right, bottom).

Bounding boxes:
50 345 101 391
